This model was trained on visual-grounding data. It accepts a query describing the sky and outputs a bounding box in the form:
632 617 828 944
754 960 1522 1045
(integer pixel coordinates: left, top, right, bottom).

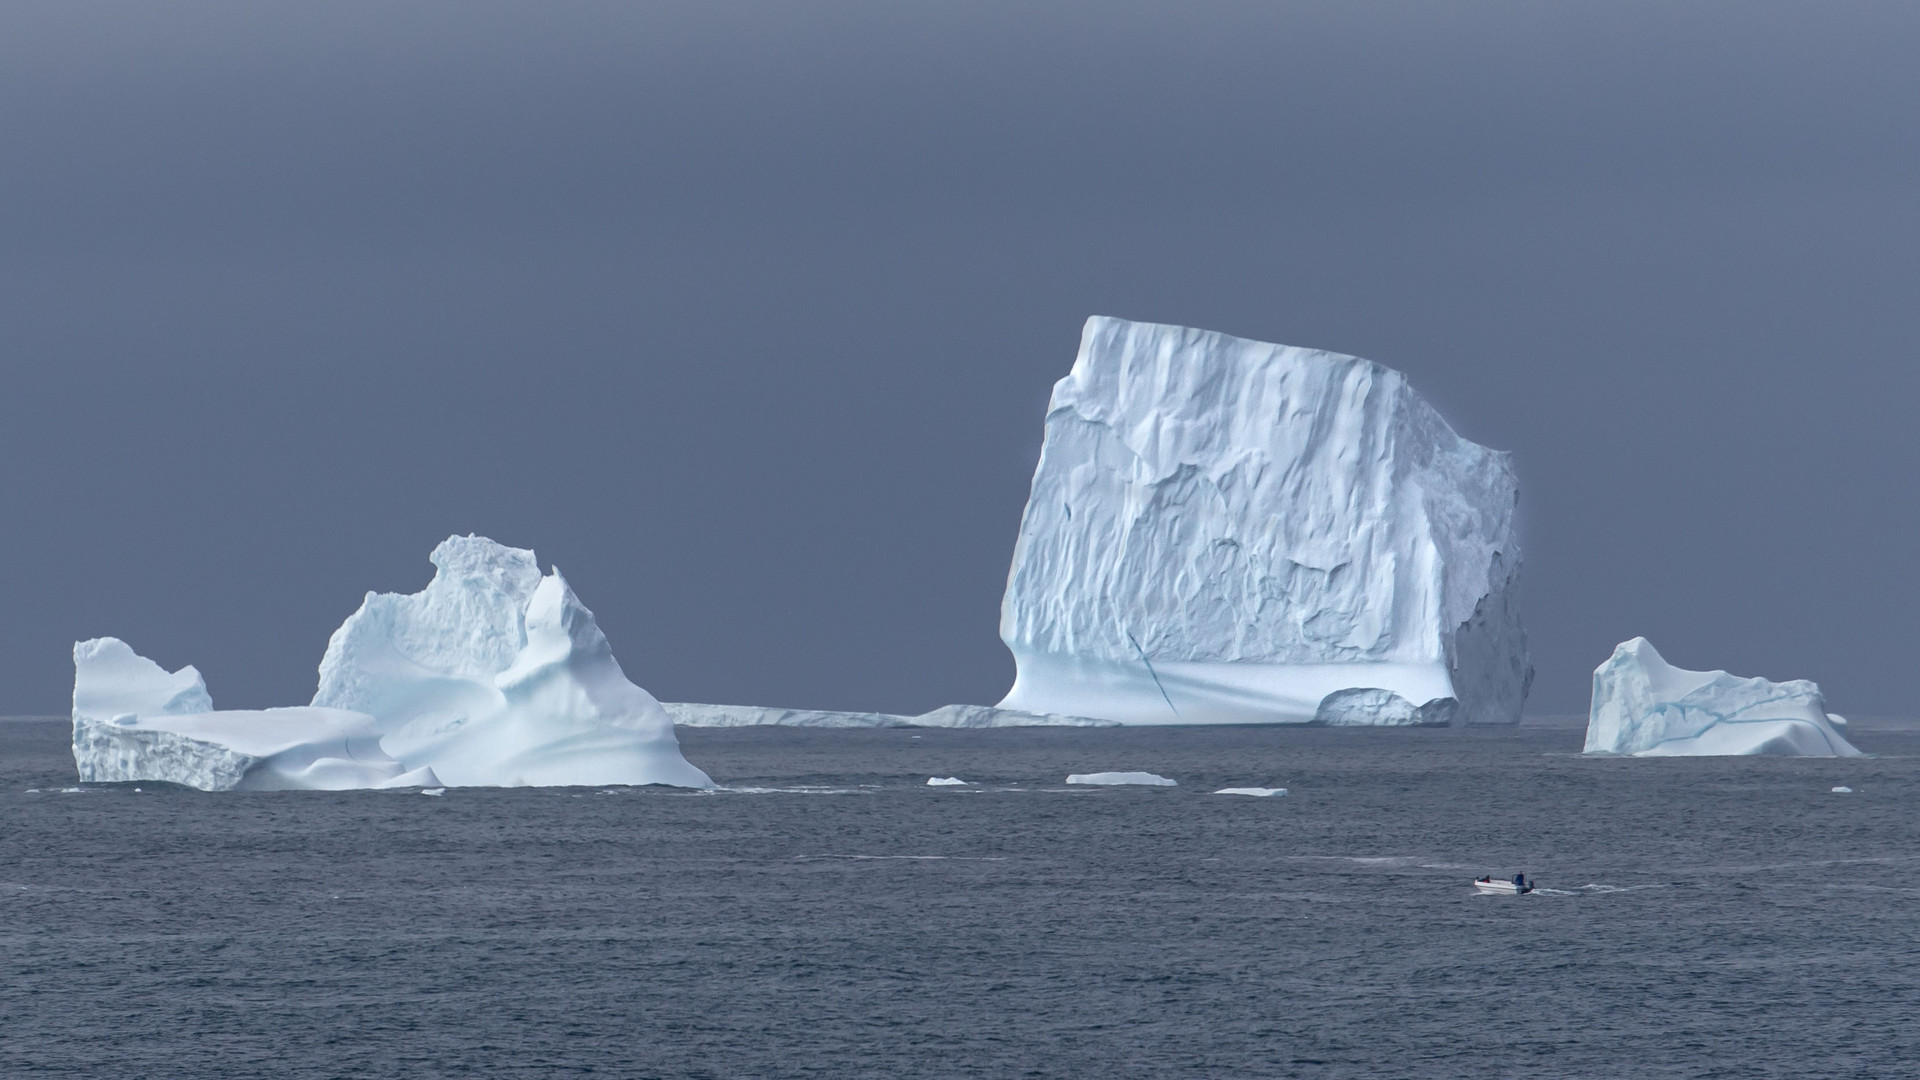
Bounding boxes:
3 1 1917 717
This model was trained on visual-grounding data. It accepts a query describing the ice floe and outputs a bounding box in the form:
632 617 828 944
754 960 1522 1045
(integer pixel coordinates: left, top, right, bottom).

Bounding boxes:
1065 771 1177 786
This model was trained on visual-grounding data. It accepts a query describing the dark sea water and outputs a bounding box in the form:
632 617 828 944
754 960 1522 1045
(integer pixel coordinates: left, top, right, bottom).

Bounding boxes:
4 717 1918 1079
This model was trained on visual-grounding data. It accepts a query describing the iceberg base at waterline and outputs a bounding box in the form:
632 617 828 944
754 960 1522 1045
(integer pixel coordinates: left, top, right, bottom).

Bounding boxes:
71 535 713 792
1583 637 1860 758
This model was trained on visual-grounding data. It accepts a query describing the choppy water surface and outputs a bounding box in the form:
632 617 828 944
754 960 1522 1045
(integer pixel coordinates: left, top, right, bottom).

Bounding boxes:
5 718 1919 1078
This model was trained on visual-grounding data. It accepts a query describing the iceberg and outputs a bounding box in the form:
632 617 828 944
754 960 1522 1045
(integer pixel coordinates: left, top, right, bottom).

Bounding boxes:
926 777 968 786
72 536 712 791
996 317 1531 726
1583 638 1861 757
72 638 433 791
1065 771 1177 786
1213 787 1287 797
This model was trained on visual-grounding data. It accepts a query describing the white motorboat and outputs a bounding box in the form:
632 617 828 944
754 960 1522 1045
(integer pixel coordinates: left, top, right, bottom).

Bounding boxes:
1474 876 1533 895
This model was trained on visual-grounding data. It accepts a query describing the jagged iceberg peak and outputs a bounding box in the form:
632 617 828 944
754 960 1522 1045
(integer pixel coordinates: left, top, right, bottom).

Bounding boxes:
313 535 712 789
313 534 545 713
1585 638 1860 757
997 316 1531 725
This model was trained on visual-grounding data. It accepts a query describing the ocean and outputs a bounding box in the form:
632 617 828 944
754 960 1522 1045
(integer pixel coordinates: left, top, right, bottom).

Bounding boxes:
4 717 1917 1078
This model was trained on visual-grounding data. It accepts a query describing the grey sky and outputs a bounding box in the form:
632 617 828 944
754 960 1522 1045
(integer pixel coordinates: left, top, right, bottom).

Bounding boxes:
4 1 1917 716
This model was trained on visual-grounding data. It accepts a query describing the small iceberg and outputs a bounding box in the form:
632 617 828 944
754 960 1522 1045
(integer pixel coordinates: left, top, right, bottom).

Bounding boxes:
421 788 446 796
1832 786 1853 794
1584 638 1860 757
1065 772 1176 786
1213 787 1287 797
926 777 968 786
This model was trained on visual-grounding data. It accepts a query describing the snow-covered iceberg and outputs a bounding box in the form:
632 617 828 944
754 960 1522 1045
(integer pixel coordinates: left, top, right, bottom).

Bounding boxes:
72 536 712 791
997 316 1531 726
1584 638 1861 757
72 638 434 791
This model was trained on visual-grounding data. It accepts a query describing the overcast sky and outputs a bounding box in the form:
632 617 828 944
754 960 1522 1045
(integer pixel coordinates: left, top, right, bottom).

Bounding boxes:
4 1 1917 717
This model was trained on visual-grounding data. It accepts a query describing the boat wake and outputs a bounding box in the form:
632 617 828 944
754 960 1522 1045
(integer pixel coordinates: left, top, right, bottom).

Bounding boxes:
1531 884 1668 896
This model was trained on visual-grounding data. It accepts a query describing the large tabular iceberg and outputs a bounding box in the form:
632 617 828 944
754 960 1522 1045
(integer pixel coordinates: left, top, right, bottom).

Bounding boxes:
1584 638 1860 757
996 317 1531 726
72 536 712 790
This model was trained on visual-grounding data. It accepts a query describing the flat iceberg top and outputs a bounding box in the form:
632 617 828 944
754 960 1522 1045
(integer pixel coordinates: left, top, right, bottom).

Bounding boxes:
997 316 1530 725
1585 637 1860 757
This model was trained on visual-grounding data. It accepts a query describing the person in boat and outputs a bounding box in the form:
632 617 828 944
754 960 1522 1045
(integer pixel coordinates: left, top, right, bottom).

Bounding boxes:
1513 873 1527 890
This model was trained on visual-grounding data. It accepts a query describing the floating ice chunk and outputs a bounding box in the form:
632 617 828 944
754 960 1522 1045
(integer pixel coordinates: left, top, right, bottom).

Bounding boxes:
1213 787 1287 797
926 777 968 786
422 787 446 796
997 317 1531 726
1065 771 1177 786
1832 786 1853 794
1584 638 1861 757
313 536 711 789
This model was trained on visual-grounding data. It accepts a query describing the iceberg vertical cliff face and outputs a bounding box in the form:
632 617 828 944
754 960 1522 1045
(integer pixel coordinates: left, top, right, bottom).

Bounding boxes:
997 316 1531 725
1585 638 1860 757
313 536 712 788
